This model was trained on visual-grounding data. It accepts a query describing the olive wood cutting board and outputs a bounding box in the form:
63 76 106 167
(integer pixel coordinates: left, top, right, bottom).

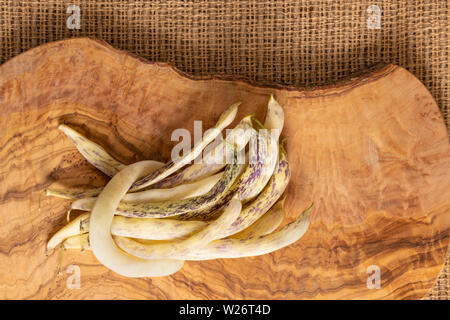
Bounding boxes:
0 38 449 299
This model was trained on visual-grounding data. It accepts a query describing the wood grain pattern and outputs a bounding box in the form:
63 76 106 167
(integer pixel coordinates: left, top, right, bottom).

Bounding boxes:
0 38 449 299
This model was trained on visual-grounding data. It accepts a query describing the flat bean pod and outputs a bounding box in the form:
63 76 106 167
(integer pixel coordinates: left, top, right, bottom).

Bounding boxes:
130 103 239 191
238 95 284 202
58 124 128 177
47 214 86 251
114 204 311 261
115 155 243 218
111 198 241 259
89 160 184 278
50 196 283 247
45 160 164 200
151 115 253 189
175 131 271 221
264 95 285 136
48 212 210 249
229 197 285 239
217 149 290 238
71 172 223 211
61 202 310 258
47 96 308 279
45 187 103 200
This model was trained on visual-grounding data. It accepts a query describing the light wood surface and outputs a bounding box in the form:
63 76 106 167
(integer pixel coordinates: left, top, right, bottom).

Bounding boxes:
0 38 449 299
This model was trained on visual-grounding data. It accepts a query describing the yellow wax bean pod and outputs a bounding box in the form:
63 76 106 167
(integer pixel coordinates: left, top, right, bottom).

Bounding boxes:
71 172 223 211
62 234 89 250
113 152 243 219
45 160 164 200
89 160 184 278
45 187 103 200
53 198 282 249
114 204 311 261
130 102 239 191
47 214 87 252
48 212 209 250
59 124 129 177
152 115 253 189
114 198 241 260
230 197 285 239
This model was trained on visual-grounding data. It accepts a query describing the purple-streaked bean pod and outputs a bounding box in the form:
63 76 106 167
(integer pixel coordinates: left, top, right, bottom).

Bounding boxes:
229 197 286 239
151 115 254 189
89 160 184 278
58 124 128 177
175 131 273 221
115 152 243 219
216 147 290 238
45 160 164 200
110 198 241 260
130 102 239 191
237 95 285 202
45 187 103 200
114 204 311 261
48 211 210 250
71 172 223 211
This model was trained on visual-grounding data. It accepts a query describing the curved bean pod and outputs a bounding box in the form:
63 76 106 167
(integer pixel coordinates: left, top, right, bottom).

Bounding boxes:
71 172 223 211
217 148 290 238
151 115 253 189
130 102 239 191
89 160 184 278
175 131 273 221
114 204 311 261
115 155 243 218
50 196 283 248
48 211 209 249
238 95 284 202
45 160 164 200
229 197 285 239
58 124 128 176
47 214 86 251
113 198 241 260
45 187 103 200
